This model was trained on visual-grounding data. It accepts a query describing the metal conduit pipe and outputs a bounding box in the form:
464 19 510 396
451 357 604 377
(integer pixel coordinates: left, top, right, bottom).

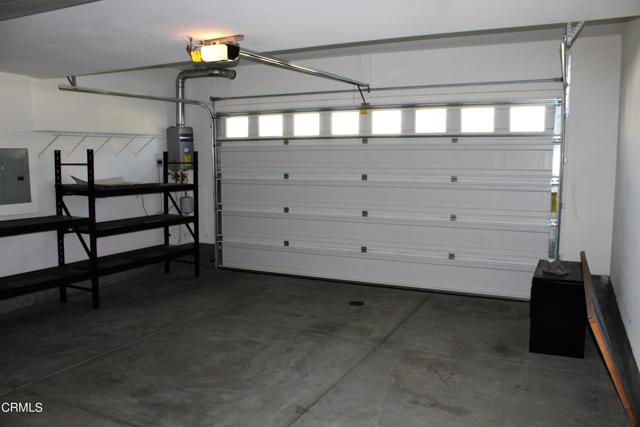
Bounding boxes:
176 68 236 127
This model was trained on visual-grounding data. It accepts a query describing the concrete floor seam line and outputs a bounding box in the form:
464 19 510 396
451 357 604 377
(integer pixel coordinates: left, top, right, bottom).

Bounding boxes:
9 389 142 427
11 308 212 393
285 292 434 427
378 293 435 344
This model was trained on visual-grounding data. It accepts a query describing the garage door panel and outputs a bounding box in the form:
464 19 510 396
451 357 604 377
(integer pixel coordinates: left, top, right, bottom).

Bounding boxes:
223 182 549 212
222 243 534 299
224 202 549 220
224 168 552 181
222 145 553 171
222 214 549 254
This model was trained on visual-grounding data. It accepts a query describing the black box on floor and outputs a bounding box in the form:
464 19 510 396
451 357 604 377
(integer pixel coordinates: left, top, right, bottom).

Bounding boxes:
529 259 587 358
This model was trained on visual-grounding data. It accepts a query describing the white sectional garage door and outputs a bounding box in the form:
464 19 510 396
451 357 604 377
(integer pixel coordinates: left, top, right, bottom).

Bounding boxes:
217 99 560 299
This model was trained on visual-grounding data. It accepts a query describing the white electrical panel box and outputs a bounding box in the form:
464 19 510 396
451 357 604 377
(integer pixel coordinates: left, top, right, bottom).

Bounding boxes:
0 148 31 205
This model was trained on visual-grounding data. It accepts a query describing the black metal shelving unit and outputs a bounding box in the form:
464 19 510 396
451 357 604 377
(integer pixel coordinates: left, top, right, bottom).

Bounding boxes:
0 149 199 309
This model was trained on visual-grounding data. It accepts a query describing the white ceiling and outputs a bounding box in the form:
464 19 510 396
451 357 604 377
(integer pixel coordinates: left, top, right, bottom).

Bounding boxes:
0 0 638 78
0 0 99 21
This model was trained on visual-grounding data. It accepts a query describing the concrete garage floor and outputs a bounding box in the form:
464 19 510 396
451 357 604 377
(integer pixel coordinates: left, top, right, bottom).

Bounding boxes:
0 265 627 427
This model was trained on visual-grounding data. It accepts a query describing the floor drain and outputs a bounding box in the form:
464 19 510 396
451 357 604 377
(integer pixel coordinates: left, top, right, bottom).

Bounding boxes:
349 300 365 306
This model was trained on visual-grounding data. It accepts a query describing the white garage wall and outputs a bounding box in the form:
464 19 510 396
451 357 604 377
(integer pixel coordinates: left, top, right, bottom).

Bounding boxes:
0 72 32 132
0 73 39 217
561 35 621 275
187 29 622 276
31 69 176 133
0 68 178 282
611 18 640 362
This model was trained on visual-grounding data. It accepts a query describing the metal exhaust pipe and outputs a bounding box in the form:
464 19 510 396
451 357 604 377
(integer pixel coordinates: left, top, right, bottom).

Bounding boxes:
176 68 236 127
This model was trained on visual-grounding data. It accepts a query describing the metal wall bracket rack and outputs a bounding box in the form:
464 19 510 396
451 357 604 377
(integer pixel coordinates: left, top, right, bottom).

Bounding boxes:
36 130 166 158
0 149 199 309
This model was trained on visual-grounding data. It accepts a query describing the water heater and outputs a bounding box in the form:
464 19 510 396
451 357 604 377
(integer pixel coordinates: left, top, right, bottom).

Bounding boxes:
166 126 194 171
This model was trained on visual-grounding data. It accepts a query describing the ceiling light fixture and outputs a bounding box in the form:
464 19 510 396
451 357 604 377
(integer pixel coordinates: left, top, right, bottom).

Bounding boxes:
187 34 243 65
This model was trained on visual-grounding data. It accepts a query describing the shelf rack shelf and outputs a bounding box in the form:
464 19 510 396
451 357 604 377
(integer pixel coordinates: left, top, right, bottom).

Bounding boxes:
0 149 199 309
72 244 196 276
75 214 194 237
60 183 194 197
0 215 88 238
0 264 90 300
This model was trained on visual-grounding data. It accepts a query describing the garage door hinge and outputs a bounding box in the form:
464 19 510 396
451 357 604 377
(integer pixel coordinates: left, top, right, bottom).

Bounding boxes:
362 138 368 144
284 240 290 247
361 174 368 181
283 207 289 213
450 176 458 183
451 137 458 143
283 139 289 146
448 252 456 260
284 173 289 179
361 246 367 253
362 210 368 217
450 214 457 221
